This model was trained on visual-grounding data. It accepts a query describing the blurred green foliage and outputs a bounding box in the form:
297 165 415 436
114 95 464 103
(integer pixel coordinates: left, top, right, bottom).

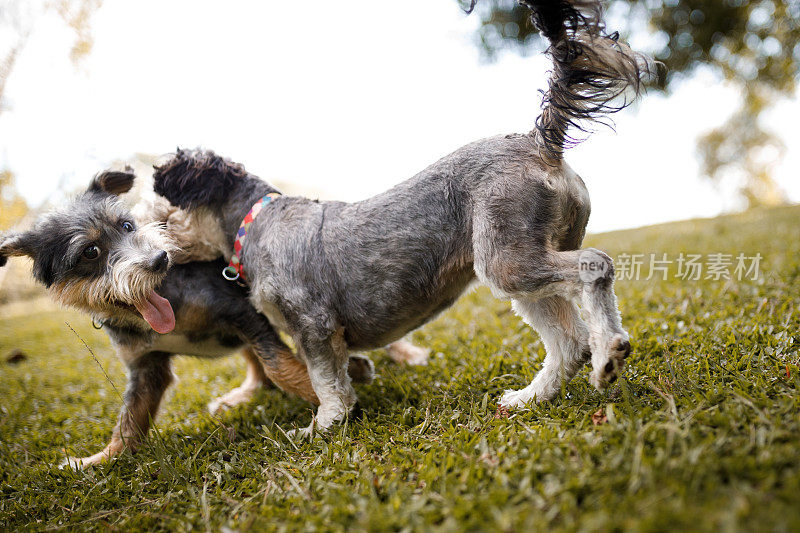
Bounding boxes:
464 0 800 206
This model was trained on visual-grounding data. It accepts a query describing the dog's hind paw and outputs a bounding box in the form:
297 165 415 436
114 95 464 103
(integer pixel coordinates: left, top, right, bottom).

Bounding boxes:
500 378 561 408
348 354 375 384
207 398 225 415
590 333 631 391
386 340 430 366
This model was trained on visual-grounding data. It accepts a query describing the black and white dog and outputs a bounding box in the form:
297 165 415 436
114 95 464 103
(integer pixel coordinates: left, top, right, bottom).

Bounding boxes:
152 0 651 435
0 171 377 466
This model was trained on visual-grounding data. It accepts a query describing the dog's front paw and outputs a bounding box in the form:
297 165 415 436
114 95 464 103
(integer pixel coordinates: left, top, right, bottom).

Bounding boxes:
60 454 103 470
60 457 85 470
285 423 320 441
590 334 631 391
499 388 534 409
207 398 225 415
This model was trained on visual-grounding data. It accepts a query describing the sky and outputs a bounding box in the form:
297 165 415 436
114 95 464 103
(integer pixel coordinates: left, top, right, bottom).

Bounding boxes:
1 0 798 233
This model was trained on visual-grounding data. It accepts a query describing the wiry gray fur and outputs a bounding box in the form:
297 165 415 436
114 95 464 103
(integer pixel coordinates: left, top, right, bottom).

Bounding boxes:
153 133 630 433
153 0 645 434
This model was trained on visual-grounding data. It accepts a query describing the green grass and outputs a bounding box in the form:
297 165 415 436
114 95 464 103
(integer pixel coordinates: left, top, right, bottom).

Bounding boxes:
1 204 799 531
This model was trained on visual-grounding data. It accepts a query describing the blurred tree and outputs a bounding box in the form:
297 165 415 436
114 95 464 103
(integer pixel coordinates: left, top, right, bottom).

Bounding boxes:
0 0 100 228
0 0 102 115
0 169 27 230
462 0 800 206
54 0 103 66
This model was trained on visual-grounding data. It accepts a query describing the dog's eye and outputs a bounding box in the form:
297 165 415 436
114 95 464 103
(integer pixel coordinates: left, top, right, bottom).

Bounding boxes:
83 245 100 260
121 221 135 232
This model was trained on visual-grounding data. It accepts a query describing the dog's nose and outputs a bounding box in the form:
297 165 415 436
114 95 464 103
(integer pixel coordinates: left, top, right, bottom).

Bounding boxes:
148 250 169 273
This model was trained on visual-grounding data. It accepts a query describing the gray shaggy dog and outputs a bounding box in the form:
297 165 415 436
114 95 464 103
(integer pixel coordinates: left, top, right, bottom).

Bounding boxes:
153 0 653 435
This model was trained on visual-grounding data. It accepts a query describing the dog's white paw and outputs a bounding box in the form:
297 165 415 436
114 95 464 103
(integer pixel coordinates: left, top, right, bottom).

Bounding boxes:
207 398 224 415
590 333 631 391
208 384 261 415
499 388 534 409
60 457 85 470
285 424 317 441
60 453 105 470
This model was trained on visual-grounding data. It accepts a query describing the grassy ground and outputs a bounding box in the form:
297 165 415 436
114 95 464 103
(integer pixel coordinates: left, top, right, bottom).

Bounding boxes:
1 204 798 531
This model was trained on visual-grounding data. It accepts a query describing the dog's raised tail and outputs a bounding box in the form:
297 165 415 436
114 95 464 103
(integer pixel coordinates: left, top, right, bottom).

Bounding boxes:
521 0 654 164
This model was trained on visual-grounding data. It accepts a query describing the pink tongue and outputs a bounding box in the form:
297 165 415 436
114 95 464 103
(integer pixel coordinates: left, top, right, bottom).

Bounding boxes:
134 291 175 334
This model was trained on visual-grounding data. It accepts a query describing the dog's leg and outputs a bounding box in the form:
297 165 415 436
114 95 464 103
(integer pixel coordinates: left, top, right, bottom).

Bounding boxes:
244 329 372 408
253 340 320 405
500 295 591 407
64 352 173 469
481 246 629 397
227 307 371 407
208 347 272 414
257 349 374 407
386 339 430 365
290 329 356 438
577 249 631 391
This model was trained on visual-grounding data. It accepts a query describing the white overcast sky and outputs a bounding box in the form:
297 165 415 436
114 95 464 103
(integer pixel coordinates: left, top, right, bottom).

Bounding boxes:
1 0 798 232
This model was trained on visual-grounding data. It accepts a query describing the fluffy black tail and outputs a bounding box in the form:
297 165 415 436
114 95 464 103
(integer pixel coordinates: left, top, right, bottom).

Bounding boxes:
519 0 654 163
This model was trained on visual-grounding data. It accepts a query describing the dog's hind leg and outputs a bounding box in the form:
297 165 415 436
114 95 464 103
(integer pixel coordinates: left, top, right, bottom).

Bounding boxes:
208 347 272 414
576 249 631 390
480 245 630 399
500 295 591 407
64 351 173 469
347 354 376 383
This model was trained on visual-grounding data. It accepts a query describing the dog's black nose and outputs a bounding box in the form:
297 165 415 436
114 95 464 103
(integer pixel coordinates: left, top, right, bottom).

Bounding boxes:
148 250 169 273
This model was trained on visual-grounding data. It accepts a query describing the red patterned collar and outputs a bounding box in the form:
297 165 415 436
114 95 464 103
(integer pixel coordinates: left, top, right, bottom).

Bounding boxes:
222 192 281 283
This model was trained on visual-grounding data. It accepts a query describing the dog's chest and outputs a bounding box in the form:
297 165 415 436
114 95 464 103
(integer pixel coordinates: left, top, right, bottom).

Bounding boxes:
151 334 240 358
111 332 240 366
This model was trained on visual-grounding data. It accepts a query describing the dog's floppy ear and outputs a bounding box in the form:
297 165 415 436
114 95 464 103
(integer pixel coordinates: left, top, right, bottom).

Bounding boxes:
153 148 247 209
88 167 136 196
0 232 34 267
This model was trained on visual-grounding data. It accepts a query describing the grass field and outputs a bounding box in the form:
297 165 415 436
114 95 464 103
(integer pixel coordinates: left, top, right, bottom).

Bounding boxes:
1 204 799 531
